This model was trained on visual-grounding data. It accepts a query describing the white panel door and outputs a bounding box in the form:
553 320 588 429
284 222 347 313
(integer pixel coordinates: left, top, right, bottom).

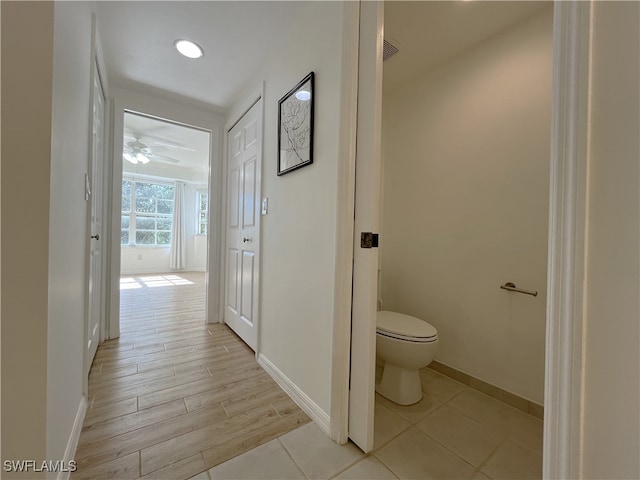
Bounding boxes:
349 1 384 453
225 100 262 351
87 60 105 370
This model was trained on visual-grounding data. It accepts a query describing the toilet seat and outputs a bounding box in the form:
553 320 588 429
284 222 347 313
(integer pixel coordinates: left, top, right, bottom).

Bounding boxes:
376 311 438 343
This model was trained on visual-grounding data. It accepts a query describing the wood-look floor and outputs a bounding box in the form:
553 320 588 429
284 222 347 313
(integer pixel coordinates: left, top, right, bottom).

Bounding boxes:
73 272 310 480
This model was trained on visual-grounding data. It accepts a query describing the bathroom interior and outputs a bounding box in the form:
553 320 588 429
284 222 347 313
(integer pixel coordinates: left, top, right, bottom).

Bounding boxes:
372 1 552 476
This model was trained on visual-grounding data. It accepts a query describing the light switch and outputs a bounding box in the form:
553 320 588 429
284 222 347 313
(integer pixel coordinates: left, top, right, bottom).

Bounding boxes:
261 198 268 215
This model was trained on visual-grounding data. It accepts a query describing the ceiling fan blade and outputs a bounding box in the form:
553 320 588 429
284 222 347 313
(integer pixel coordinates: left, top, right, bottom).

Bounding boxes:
124 133 195 152
133 132 197 151
152 153 181 164
151 141 197 152
145 145 169 153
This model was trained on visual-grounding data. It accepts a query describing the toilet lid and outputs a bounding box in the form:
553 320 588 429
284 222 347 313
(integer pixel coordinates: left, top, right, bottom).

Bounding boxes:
377 311 438 342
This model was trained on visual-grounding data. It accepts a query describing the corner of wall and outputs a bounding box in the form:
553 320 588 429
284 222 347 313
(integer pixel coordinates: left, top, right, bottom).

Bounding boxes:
1 0 54 469
258 354 331 434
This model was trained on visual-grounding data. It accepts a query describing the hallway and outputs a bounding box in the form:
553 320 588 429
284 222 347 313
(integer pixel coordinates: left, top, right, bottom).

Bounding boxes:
72 272 309 479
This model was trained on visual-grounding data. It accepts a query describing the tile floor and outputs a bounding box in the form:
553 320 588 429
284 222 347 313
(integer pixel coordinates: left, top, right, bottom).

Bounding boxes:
189 368 543 480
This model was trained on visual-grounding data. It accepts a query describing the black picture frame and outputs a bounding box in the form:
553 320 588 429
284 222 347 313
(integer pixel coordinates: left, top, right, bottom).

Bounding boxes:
277 72 314 176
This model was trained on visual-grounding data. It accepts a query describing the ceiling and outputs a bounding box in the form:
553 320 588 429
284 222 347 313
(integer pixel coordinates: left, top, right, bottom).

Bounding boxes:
97 1 549 163
96 1 549 111
123 112 210 174
96 1 311 110
383 1 550 93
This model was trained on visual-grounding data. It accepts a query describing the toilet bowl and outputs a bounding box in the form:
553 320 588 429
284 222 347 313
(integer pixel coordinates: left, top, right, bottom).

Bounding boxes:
376 311 439 405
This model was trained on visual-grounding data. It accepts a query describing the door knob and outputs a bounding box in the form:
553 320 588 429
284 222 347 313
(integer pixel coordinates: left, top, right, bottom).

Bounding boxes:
243 237 251 243
91 234 100 240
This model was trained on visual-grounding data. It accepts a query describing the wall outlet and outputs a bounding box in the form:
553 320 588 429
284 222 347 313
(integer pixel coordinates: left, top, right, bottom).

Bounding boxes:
138 254 142 261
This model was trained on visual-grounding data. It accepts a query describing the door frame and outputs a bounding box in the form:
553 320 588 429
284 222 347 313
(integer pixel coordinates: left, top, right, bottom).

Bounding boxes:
347 0 383 453
221 94 264 352
86 57 106 370
329 0 361 445
542 2 591 477
83 15 110 396
220 85 265 356
332 0 593 474
106 92 224 339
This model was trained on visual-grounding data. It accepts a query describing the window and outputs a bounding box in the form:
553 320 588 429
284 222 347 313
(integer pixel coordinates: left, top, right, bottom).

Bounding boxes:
122 179 175 246
197 189 208 235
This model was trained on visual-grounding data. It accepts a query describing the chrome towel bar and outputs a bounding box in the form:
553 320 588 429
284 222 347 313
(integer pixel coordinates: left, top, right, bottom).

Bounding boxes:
500 282 538 297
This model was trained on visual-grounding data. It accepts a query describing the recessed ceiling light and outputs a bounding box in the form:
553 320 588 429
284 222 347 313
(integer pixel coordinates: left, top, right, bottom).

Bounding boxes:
174 39 204 59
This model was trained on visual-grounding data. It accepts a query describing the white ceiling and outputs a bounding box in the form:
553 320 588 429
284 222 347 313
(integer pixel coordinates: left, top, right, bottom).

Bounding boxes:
383 1 550 93
123 112 210 175
98 1 549 111
98 1 549 165
96 1 311 110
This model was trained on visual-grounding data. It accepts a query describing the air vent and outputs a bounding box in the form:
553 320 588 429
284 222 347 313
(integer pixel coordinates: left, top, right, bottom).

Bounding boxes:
383 39 399 61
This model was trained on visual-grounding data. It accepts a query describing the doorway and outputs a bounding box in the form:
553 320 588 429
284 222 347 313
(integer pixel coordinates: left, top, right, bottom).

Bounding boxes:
349 2 553 472
379 1 552 405
116 110 213 331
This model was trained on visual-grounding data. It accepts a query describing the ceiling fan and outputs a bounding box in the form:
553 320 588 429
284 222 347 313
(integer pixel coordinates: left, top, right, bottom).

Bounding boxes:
123 135 182 165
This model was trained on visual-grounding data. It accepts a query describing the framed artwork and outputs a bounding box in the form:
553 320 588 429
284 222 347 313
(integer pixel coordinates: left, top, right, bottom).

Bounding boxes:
278 72 314 176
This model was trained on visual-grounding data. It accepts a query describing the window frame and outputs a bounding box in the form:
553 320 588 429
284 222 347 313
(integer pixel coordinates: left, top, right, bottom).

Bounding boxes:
196 188 209 236
121 177 175 247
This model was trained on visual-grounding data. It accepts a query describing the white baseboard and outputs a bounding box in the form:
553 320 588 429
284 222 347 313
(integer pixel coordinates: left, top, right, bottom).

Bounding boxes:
257 354 331 436
120 268 206 275
59 395 87 480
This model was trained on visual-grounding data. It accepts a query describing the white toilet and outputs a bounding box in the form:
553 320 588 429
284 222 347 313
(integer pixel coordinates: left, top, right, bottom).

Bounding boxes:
376 310 439 405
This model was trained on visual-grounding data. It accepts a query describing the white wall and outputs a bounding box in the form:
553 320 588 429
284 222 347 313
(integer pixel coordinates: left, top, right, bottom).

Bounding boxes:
1 3 54 473
121 246 171 275
228 2 346 416
581 2 639 477
47 1 94 465
381 8 552 404
1 1 94 474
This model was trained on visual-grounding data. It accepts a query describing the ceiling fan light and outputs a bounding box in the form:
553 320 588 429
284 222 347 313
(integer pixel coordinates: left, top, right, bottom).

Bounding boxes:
124 152 137 164
136 153 150 164
175 39 204 59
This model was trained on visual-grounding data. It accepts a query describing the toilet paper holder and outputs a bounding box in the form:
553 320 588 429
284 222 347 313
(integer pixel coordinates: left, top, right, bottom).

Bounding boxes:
500 282 538 297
